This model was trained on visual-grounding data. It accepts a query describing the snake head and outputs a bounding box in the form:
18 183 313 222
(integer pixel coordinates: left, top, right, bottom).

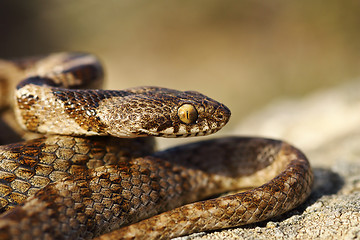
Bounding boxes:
168 90 231 137
101 87 231 138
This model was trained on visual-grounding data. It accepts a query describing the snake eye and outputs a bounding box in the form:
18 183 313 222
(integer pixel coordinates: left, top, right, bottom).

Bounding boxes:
178 104 198 124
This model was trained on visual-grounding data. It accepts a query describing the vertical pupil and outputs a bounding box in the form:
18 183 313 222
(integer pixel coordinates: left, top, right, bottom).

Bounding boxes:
178 104 198 124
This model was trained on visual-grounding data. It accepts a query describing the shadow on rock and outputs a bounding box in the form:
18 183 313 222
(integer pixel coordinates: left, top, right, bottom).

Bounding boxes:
310 167 344 199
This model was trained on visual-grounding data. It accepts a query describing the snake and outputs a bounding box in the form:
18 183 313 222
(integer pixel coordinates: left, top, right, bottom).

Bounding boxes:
0 53 313 240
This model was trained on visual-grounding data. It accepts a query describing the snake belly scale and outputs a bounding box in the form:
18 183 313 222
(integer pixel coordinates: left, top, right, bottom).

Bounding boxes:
0 53 313 240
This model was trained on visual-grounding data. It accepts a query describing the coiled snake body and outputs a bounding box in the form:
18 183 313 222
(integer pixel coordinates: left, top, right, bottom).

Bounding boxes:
0 53 313 239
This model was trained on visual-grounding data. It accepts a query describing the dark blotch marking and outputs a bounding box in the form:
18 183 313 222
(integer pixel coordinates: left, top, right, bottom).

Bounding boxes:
16 77 61 90
155 121 173 132
1 138 44 172
52 89 129 133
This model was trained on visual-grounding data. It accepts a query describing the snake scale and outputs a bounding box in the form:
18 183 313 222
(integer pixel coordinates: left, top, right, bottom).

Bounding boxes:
0 53 313 240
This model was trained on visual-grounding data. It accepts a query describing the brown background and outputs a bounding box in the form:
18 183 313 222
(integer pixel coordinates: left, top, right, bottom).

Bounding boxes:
1 1 360 130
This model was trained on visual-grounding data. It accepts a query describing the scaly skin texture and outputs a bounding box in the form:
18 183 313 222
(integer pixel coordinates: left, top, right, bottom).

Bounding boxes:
100 138 313 240
0 136 155 211
0 53 313 240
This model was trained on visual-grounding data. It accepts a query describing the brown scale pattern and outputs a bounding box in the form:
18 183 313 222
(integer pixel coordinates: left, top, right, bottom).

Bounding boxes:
95 87 230 137
0 137 312 240
52 89 129 133
0 138 210 239
96 138 313 240
0 136 155 212
0 53 313 240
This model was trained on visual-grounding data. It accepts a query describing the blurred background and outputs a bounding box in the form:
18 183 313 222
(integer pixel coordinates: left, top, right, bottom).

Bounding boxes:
1 1 360 142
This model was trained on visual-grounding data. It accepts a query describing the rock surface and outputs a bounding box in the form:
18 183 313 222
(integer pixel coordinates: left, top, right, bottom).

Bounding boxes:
177 81 360 239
